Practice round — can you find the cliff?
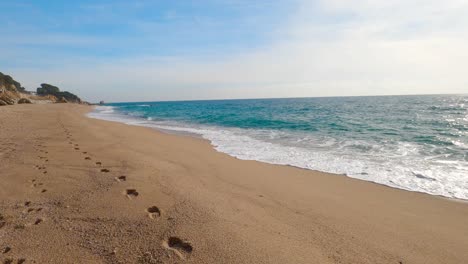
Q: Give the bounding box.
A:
[0,72,23,105]
[0,72,26,93]
[36,83,81,103]
[0,71,84,106]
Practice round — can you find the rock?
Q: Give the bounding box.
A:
[47,95,58,101]
[17,98,32,104]
[0,96,15,105]
[57,97,68,103]
[0,99,7,106]
[0,91,17,105]
[37,83,81,103]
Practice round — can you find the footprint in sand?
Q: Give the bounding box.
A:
[163,237,193,259]
[75,147,80,150]
[4,258,26,264]
[146,206,161,219]
[82,151,87,154]
[0,214,5,229]
[34,218,43,225]
[84,157,91,160]
[41,189,47,193]
[32,182,44,188]
[101,169,110,173]
[125,189,139,199]
[2,246,11,254]
[96,162,102,166]
[115,176,126,182]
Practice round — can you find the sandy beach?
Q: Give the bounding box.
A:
[1,103,467,264]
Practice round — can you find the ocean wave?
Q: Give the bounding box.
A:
[87,105,468,200]
[93,105,115,114]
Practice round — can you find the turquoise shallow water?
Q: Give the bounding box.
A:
[89,95,468,199]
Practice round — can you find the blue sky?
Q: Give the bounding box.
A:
[2,1,293,65]
[2,0,468,102]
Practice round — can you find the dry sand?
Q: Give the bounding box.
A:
[1,104,467,264]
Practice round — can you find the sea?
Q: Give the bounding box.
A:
[88,95,468,200]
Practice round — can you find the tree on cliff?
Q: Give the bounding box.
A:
[37,83,81,103]
[0,72,26,92]
[36,83,60,95]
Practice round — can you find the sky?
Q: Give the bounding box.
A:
[1,0,468,102]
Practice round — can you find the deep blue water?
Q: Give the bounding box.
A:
[89,95,468,199]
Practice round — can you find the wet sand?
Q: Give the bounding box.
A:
[1,103,467,263]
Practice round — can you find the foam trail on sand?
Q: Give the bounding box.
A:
[88,95,468,200]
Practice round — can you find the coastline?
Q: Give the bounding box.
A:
[89,98,468,201]
[91,105,468,204]
[1,103,468,263]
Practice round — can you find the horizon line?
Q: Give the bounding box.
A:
[102,92,467,105]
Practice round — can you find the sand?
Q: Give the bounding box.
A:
[1,103,467,264]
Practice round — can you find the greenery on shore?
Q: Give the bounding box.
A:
[37,83,81,103]
[0,72,26,93]
[1,71,83,105]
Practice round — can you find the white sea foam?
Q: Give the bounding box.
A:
[88,106,468,200]
[92,105,115,114]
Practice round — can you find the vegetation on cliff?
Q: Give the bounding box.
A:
[0,72,26,93]
[36,83,81,103]
[1,71,84,105]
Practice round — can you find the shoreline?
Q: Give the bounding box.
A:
[91,107,468,204]
[1,103,468,263]
[88,105,468,202]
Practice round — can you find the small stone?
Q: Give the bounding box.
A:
[17,98,32,104]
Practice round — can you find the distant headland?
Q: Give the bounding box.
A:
[0,71,88,106]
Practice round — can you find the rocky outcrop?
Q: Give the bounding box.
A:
[0,97,14,105]
[0,71,84,106]
[56,97,68,103]
[1,72,23,106]
[37,83,81,103]
[17,98,32,104]
[0,72,25,93]
[0,91,17,105]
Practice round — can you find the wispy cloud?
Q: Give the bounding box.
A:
[1,34,103,46]
[3,0,468,102]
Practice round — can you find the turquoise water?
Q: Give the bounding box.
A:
[89,95,468,199]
